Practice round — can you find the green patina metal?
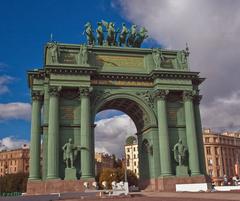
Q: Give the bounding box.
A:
[27,40,205,186]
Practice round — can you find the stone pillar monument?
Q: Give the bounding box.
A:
[29,91,42,180]
[155,89,172,176]
[183,91,200,175]
[47,86,60,179]
[80,88,93,179]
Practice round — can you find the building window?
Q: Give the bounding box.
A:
[127,148,130,152]
[207,159,213,165]
[215,147,218,155]
[213,137,217,143]
[133,154,136,159]
[14,167,16,172]
[217,169,220,177]
[206,147,211,155]
[205,137,210,143]
[133,147,135,151]
[216,158,219,166]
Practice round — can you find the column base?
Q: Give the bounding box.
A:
[139,175,211,192]
[26,178,95,195]
[46,176,60,180]
[28,177,41,181]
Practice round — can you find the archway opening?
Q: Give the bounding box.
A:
[93,97,154,188]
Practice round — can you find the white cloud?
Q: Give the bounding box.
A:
[201,90,240,130]
[0,102,31,121]
[95,114,137,157]
[0,136,29,151]
[116,0,240,129]
[0,75,14,94]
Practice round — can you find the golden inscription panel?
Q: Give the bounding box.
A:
[96,55,144,68]
[168,107,177,123]
[91,79,153,87]
[60,106,74,120]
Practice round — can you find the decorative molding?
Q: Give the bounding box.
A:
[91,90,110,105]
[193,94,202,105]
[32,91,43,101]
[136,90,154,109]
[48,86,60,97]
[154,89,169,100]
[79,88,91,97]
[183,90,196,101]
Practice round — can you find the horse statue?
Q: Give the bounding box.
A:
[133,27,148,48]
[118,23,129,46]
[127,24,137,47]
[96,22,104,46]
[84,22,95,45]
[102,20,115,46]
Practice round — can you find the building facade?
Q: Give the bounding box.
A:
[0,144,29,176]
[203,129,240,185]
[95,152,114,175]
[125,136,139,178]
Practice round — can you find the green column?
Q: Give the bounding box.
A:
[155,89,172,176]
[80,88,93,179]
[183,91,200,175]
[194,95,206,174]
[47,87,59,179]
[29,91,42,180]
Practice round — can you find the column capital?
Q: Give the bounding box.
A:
[183,90,196,101]
[48,86,60,97]
[79,87,91,97]
[193,95,202,105]
[32,91,43,101]
[154,89,169,100]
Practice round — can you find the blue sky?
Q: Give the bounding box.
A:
[1,0,240,155]
[0,0,133,141]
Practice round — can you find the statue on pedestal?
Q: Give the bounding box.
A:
[62,138,76,168]
[173,138,186,166]
[173,138,189,176]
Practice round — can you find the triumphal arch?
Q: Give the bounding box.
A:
[27,21,207,194]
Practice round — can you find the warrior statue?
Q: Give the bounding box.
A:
[96,22,104,46]
[176,50,188,69]
[102,20,115,46]
[173,138,187,166]
[127,24,137,47]
[47,42,58,63]
[152,48,164,68]
[84,22,95,45]
[118,23,129,46]
[62,138,77,168]
[133,27,148,48]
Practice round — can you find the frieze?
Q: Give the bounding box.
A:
[95,54,144,68]
[91,79,153,87]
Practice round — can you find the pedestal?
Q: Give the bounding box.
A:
[176,165,188,176]
[64,168,77,180]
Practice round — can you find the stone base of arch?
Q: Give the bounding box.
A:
[140,175,211,192]
[26,178,95,195]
